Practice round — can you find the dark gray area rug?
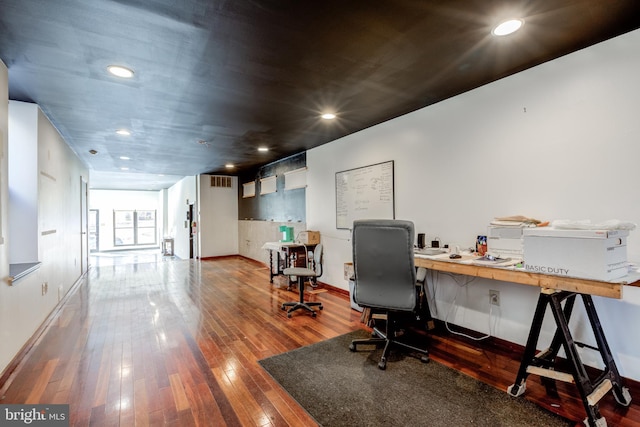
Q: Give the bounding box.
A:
[258,330,573,427]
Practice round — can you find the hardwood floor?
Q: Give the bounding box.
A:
[1,255,639,426]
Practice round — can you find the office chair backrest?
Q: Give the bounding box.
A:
[352,219,417,311]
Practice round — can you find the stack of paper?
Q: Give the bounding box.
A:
[490,215,543,228]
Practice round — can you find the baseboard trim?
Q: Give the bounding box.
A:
[200,255,246,261]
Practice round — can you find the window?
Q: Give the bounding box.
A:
[113,210,157,246]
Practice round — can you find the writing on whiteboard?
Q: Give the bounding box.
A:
[336,161,394,229]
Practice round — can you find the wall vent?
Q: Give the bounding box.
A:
[210,176,232,188]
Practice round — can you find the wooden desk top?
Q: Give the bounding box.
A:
[414,256,640,299]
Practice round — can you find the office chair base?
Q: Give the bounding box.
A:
[281,301,323,317]
[349,326,429,369]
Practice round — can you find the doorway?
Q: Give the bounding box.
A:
[89,209,99,252]
[188,203,195,259]
[80,178,89,274]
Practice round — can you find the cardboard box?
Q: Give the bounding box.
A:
[522,228,629,281]
[298,230,320,245]
[344,262,354,281]
[487,226,524,258]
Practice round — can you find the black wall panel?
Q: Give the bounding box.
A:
[238,152,306,222]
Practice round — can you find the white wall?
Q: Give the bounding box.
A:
[197,175,239,257]
[89,189,164,251]
[167,176,197,259]
[0,96,88,375]
[0,60,11,375]
[307,29,640,380]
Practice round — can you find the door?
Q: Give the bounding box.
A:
[80,178,89,274]
[188,203,194,259]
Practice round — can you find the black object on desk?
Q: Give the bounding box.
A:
[507,290,631,427]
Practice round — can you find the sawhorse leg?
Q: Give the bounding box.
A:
[507,289,631,427]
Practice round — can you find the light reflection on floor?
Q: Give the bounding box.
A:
[89,248,174,267]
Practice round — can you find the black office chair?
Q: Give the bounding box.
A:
[349,219,429,369]
[282,243,324,317]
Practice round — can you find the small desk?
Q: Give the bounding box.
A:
[262,242,317,284]
[415,254,640,427]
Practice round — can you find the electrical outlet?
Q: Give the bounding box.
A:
[489,289,500,306]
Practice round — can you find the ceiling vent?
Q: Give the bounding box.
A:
[210,176,232,188]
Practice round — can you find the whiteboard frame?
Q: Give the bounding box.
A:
[335,160,395,230]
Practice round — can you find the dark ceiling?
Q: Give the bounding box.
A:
[1,0,639,190]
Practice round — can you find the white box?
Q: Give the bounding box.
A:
[487,226,524,258]
[522,228,629,281]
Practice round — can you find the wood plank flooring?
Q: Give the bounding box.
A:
[1,255,639,426]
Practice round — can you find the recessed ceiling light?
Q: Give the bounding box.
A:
[258,147,269,152]
[120,167,129,171]
[107,65,135,78]
[321,113,336,120]
[492,19,524,36]
[225,163,234,169]
[119,156,130,160]
[116,129,131,136]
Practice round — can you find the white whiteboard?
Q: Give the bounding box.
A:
[335,161,394,229]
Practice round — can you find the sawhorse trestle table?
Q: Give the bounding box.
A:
[414,256,639,427]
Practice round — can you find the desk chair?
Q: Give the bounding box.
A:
[282,244,324,317]
[349,219,429,369]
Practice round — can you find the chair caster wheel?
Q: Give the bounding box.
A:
[319,306,323,310]
[311,312,317,317]
[287,313,292,318]
[281,305,285,310]
[349,343,356,352]
[420,356,429,363]
[378,360,386,370]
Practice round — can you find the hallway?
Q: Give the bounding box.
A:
[0,256,360,426]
